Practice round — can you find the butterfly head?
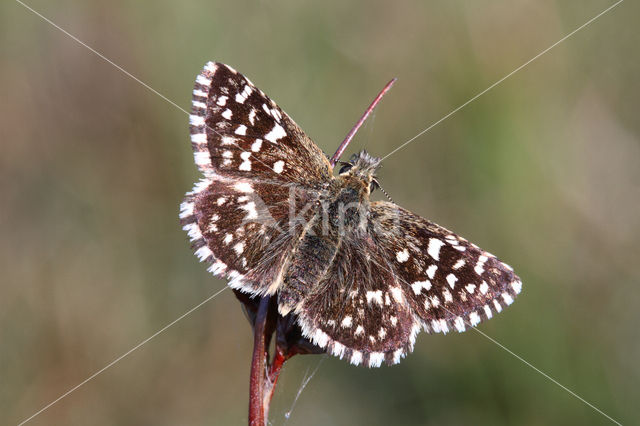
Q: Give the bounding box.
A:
[338,150,382,193]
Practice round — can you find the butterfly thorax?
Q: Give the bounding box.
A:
[277,154,381,315]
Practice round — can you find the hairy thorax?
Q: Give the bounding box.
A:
[278,166,375,315]
[324,175,371,233]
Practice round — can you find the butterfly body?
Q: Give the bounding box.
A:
[181,62,522,367]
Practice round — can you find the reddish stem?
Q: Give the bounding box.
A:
[329,78,397,166]
[248,296,270,426]
[263,345,286,414]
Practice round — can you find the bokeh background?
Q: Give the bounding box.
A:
[1,0,638,424]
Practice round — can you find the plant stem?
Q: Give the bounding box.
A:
[264,345,286,413]
[248,296,270,426]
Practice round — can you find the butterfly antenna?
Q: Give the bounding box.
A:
[330,78,397,166]
[378,182,395,204]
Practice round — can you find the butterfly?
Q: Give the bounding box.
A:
[180,62,522,367]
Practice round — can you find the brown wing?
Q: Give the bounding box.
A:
[369,201,522,334]
[182,62,332,294]
[189,61,332,186]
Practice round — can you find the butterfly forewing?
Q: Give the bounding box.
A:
[369,202,522,334]
[183,62,331,296]
[190,62,332,185]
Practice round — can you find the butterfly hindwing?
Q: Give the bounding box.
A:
[294,238,421,367]
[181,176,323,296]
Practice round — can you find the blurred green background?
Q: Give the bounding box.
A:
[2,0,638,424]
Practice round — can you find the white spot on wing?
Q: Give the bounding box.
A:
[234,182,254,193]
[369,352,385,368]
[195,246,212,262]
[426,264,437,279]
[484,304,493,318]
[366,290,383,305]
[411,280,431,295]
[179,201,194,219]
[239,151,251,171]
[207,261,227,275]
[313,329,329,347]
[396,249,409,263]
[270,107,282,122]
[446,273,458,289]
[475,255,488,275]
[454,317,465,332]
[390,286,404,303]
[235,125,247,136]
[341,316,352,328]
[191,133,207,144]
[469,312,481,326]
[204,62,216,73]
[216,95,228,106]
[350,351,362,366]
[427,239,445,261]
[233,242,244,255]
[183,223,201,240]
[512,280,522,294]
[453,259,466,269]
[502,292,514,305]
[479,281,489,295]
[240,201,258,219]
[235,85,252,104]
[273,160,285,174]
[221,109,232,120]
[248,109,257,125]
[189,114,205,126]
[265,123,287,142]
[221,136,236,145]
[251,138,262,152]
[332,342,345,358]
[196,75,211,86]
[194,151,210,166]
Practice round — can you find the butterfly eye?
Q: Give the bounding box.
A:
[370,178,380,193]
[339,162,353,174]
